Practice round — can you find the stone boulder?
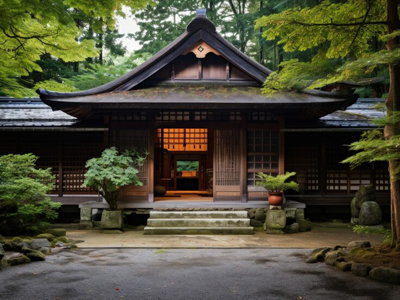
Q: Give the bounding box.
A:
[30,239,51,253]
[355,185,375,207]
[325,250,346,266]
[285,208,297,220]
[7,254,31,266]
[369,267,400,285]
[311,247,332,262]
[36,233,55,241]
[298,219,312,232]
[358,201,382,225]
[347,241,371,249]
[351,263,372,277]
[335,261,352,272]
[265,209,286,230]
[24,249,46,261]
[101,210,124,229]
[254,208,266,222]
[295,209,305,221]
[284,222,300,234]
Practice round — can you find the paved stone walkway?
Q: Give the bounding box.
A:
[66,224,384,248]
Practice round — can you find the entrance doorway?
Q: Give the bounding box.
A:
[154,128,212,201]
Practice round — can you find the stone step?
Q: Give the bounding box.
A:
[150,211,248,219]
[147,218,250,227]
[143,226,254,235]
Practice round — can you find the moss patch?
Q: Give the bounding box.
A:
[154,249,168,254]
[346,245,400,269]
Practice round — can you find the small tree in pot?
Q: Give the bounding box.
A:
[82,147,147,229]
[256,172,299,206]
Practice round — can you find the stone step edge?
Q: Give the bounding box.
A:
[149,211,249,218]
[143,226,254,235]
[147,218,250,227]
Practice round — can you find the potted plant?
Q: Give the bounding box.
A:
[256,172,299,206]
[82,147,147,229]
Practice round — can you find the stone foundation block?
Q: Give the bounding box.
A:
[265,209,286,230]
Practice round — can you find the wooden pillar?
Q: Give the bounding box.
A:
[278,116,285,174]
[240,114,248,202]
[320,140,327,195]
[104,115,110,148]
[148,113,155,203]
[58,139,63,197]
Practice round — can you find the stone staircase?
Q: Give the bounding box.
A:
[144,211,254,235]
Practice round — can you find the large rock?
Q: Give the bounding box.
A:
[358,202,382,225]
[351,263,372,277]
[295,209,305,221]
[369,267,400,285]
[7,254,31,266]
[336,261,352,272]
[36,233,55,241]
[325,250,346,266]
[311,247,332,262]
[30,239,51,251]
[247,208,257,219]
[355,185,375,208]
[350,197,360,218]
[265,209,286,230]
[24,249,46,261]
[45,228,66,237]
[284,222,300,234]
[101,210,124,229]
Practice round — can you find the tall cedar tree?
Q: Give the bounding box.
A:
[256,0,400,248]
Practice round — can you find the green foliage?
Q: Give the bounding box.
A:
[82,147,148,211]
[255,0,388,94]
[255,171,299,192]
[0,0,148,97]
[343,113,400,180]
[0,154,60,231]
[177,161,199,172]
[353,225,392,244]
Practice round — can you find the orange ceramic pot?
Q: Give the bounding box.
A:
[268,192,283,206]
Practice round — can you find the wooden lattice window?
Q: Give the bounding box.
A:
[248,111,279,122]
[375,162,390,192]
[156,111,190,122]
[247,130,279,186]
[214,129,241,186]
[111,112,147,121]
[157,128,207,152]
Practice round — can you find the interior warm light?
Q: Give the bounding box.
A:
[157,128,207,151]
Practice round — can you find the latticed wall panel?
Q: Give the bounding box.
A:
[214,129,241,198]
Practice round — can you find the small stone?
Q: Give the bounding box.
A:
[285,208,297,220]
[284,222,300,234]
[254,209,266,222]
[333,245,345,250]
[45,228,67,237]
[248,208,257,219]
[369,267,400,285]
[36,233,55,241]
[7,254,31,266]
[335,261,352,272]
[347,241,371,249]
[325,250,345,266]
[312,247,332,262]
[55,242,65,247]
[351,263,372,277]
[250,219,264,227]
[298,219,312,232]
[359,201,382,225]
[39,247,50,254]
[306,257,318,264]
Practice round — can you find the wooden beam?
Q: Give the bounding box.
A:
[58,139,63,197]
[240,115,248,202]
[148,113,155,203]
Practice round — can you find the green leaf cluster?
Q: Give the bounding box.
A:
[353,225,392,244]
[0,154,60,231]
[82,147,148,210]
[255,171,299,192]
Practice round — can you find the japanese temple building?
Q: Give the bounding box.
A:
[0,11,390,218]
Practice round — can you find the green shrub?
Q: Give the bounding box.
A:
[82,147,147,211]
[0,154,61,233]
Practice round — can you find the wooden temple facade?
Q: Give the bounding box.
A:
[0,10,390,213]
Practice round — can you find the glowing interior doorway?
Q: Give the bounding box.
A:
[156,128,208,152]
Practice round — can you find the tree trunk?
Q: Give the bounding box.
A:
[385,0,400,248]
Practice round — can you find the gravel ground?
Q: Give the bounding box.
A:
[0,248,399,300]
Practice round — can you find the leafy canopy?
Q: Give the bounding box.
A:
[82,147,147,210]
[0,153,60,231]
[0,0,148,97]
[255,0,388,93]
[255,171,299,193]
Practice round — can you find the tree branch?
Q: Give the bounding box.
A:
[289,20,387,27]
[349,0,372,48]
